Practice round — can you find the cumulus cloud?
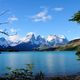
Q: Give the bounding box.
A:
[0,29,3,32]
[30,9,52,22]
[10,28,17,33]
[53,7,64,11]
[8,15,18,23]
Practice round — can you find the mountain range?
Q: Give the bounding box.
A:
[0,32,68,51]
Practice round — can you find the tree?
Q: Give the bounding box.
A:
[69,11,80,54]
[0,10,17,36]
[0,10,9,25]
[69,11,80,23]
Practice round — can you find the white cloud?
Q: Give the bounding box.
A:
[0,29,3,32]
[30,9,52,22]
[8,35,19,42]
[10,28,17,33]
[53,7,64,11]
[8,16,18,23]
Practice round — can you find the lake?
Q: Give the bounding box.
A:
[0,51,80,77]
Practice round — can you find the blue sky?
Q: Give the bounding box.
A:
[0,0,80,41]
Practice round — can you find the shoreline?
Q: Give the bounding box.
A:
[0,74,80,80]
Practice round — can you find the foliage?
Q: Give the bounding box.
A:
[0,10,17,36]
[5,64,33,80]
[69,11,80,23]
[2,64,45,80]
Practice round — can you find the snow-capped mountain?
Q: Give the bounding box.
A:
[0,37,10,47]
[24,32,35,43]
[19,33,68,46]
[20,33,47,45]
[35,35,47,45]
[47,35,68,46]
[0,33,68,51]
[8,41,20,46]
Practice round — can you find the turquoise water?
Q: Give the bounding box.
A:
[0,51,80,77]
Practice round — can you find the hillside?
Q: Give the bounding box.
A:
[0,35,80,51]
[37,39,80,51]
[0,33,68,51]
[61,39,80,51]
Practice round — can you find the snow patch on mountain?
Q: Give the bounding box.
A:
[0,33,68,49]
[35,35,46,45]
[0,37,10,47]
[47,34,68,46]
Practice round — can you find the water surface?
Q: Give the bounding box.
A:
[0,51,80,77]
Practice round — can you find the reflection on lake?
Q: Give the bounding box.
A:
[0,51,80,77]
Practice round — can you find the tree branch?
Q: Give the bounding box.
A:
[0,10,9,16]
[0,10,9,25]
[0,30,17,36]
[0,21,9,25]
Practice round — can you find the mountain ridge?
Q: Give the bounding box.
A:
[0,33,69,51]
